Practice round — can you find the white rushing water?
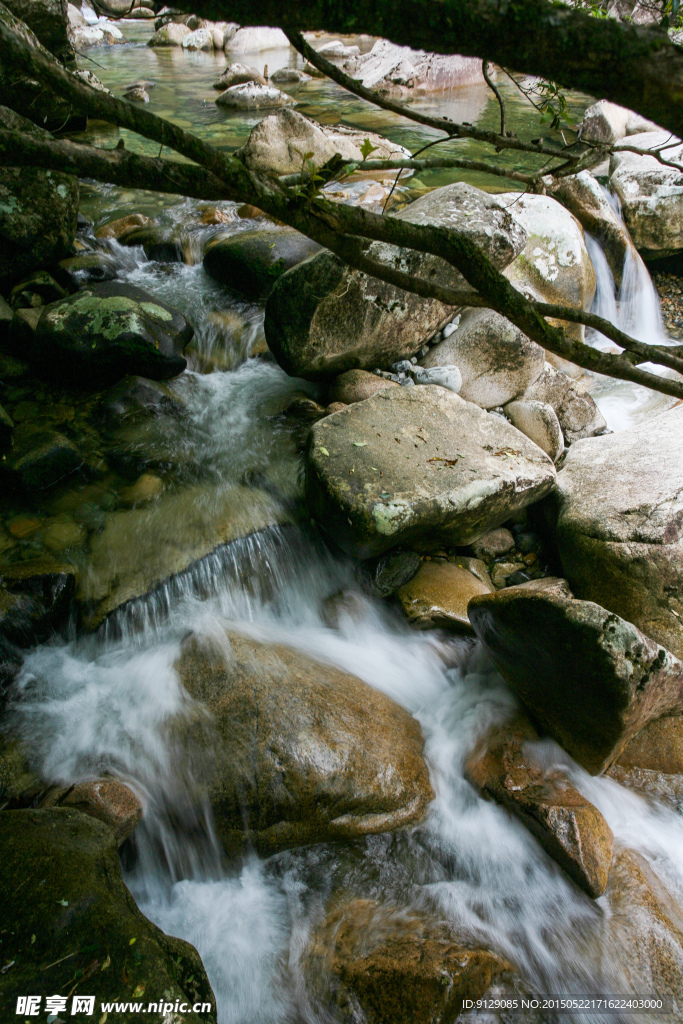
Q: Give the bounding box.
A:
[5,215,683,1023]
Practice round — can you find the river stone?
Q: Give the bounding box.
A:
[498,192,596,346]
[238,108,409,175]
[306,387,555,560]
[616,715,683,775]
[547,170,637,288]
[182,26,213,49]
[0,809,217,1023]
[213,62,265,89]
[147,21,190,44]
[603,849,683,1005]
[610,130,683,257]
[355,548,421,598]
[466,715,613,897]
[4,427,82,489]
[341,37,485,95]
[215,82,295,109]
[0,106,78,282]
[397,560,492,634]
[547,404,683,660]
[471,527,515,562]
[270,67,311,84]
[31,281,191,386]
[504,399,564,462]
[174,630,434,855]
[77,483,292,629]
[330,369,398,404]
[580,99,660,146]
[468,578,683,774]
[95,212,149,240]
[39,778,143,844]
[304,897,508,1024]
[410,364,462,393]
[265,182,527,380]
[226,25,290,51]
[422,308,544,408]
[203,228,322,299]
[522,363,606,445]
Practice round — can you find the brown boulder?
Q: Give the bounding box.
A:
[467,578,683,774]
[615,715,683,776]
[174,631,434,855]
[397,560,492,635]
[466,716,613,897]
[330,369,398,404]
[305,897,509,1024]
[39,778,143,844]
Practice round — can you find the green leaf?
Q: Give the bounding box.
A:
[318,446,329,456]
[56,899,69,907]
[352,441,367,447]
[360,138,378,160]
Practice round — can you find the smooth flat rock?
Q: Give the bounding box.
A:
[468,578,683,774]
[265,182,526,380]
[306,386,556,559]
[547,404,683,659]
[397,560,492,634]
[175,630,434,855]
[466,716,614,897]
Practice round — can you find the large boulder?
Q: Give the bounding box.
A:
[181,26,214,50]
[215,82,295,109]
[467,578,683,775]
[212,62,265,90]
[466,715,614,897]
[203,228,321,299]
[610,130,683,258]
[265,182,527,380]
[147,21,190,45]
[580,99,660,146]
[498,192,596,345]
[237,108,409,176]
[226,25,290,52]
[0,809,217,1024]
[174,630,434,855]
[2,0,71,62]
[304,898,508,1024]
[0,106,78,283]
[421,307,545,409]
[522,362,606,445]
[396,559,492,635]
[547,404,683,661]
[305,386,556,560]
[547,170,637,289]
[26,281,191,386]
[341,37,485,96]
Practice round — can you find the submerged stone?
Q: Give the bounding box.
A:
[305,386,555,560]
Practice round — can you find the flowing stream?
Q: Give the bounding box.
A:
[5,22,683,1023]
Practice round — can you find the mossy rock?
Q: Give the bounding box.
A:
[203,228,321,300]
[30,281,192,387]
[0,809,217,1023]
[0,106,78,282]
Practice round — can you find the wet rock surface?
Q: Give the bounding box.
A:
[466,716,614,897]
[397,559,492,634]
[39,777,143,844]
[175,630,434,855]
[610,131,683,257]
[468,578,683,774]
[27,280,191,386]
[0,809,217,1024]
[306,386,556,559]
[203,228,322,299]
[304,897,509,1024]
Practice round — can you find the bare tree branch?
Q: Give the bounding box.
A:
[483,59,507,137]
